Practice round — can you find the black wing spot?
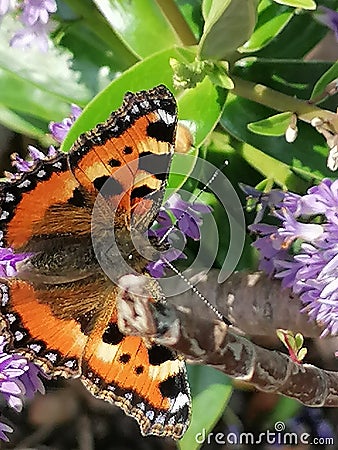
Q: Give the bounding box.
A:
[102,323,124,345]
[130,185,155,200]
[134,365,144,375]
[119,353,131,364]
[147,121,175,143]
[94,176,123,196]
[67,187,86,207]
[123,146,133,155]
[159,375,181,398]
[108,158,122,168]
[148,345,176,365]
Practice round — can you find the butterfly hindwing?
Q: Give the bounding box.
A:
[82,316,190,439]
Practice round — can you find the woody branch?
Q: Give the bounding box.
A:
[117,270,338,408]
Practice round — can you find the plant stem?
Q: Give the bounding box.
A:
[155,0,198,46]
[232,76,338,132]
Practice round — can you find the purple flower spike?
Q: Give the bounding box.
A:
[10,21,52,52]
[147,247,186,278]
[0,337,29,413]
[315,6,338,41]
[49,104,83,143]
[165,193,212,240]
[20,362,45,399]
[0,336,46,440]
[21,0,57,26]
[147,193,212,277]
[11,153,34,173]
[248,178,338,337]
[0,247,31,278]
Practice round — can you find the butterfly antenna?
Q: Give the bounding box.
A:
[159,160,229,245]
[163,258,232,326]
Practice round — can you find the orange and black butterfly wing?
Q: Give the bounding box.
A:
[81,314,190,439]
[67,85,177,231]
[0,153,90,252]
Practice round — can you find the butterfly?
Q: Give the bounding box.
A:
[0,85,191,439]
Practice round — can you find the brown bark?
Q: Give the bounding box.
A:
[117,271,338,407]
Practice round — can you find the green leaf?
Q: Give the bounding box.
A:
[294,332,304,349]
[177,0,204,39]
[297,347,308,360]
[199,0,259,59]
[248,112,293,136]
[62,47,227,153]
[253,0,338,59]
[273,0,316,9]
[311,61,338,102]
[92,0,180,58]
[0,67,72,122]
[233,59,336,103]
[240,1,293,53]
[265,397,302,426]
[0,106,53,146]
[220,92,331,189]
[179,365,232,450]
[167,148,199,194]
[207,62,234,89]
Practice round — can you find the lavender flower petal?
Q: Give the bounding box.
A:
[0,422,13,442]
[315,6,338,41]
[49,106,82,143]
[10,21,51,51]
[21,0,57,26]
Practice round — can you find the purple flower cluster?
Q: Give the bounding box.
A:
[49,104,82,143]
[0,0,57,51]
[147,193,212,278]
[0,336,45,441]
[248,179,338,336]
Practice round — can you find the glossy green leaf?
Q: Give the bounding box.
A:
[92,0,180,58]
[0,67,72,122]
[62,47,227,153]
[310,61,338,102]
[167,148,199,193]
[233,59,336,110]
[273,0,316,9]
[248,111,293,136]
[253,0,338,59]
[179,365,232,450]
[199,0,259,59]
[61,0,137,62]
[177,0,204,39]
[0,106,53,146]
[220,92,331,188]
[202,0,213,18]
[240,1,293,53]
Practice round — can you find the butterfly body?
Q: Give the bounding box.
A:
[0,85,191,439]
